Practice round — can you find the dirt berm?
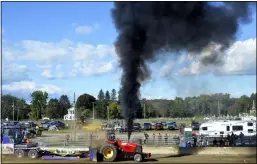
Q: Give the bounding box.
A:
[143,146,256,156]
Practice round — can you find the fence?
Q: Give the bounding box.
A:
[35,132,256,148]
[197,135,257,147]
[36,133,181,147]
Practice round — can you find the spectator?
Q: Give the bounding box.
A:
[158,133,162,145]
[144,132,148,144]
[239,132,244,145]
[227,134,231,146]
[231,132,235,146]
[111,133,115,140]
[193,136,197,147]
[219,136,224,147]
[164,134,168,145]
[213,138,218,147]
[152,133,155,144]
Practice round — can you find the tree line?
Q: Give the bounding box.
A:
[2,91,72,120]
[1,89,256,121]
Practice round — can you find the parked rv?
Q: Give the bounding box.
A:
[199,120,256,137]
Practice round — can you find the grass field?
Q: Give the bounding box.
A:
[2,154,256,163]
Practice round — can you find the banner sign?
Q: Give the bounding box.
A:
[40,147,89,156]
[1,144,14,154]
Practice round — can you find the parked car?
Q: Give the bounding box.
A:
[101,123,107,130]
[41,120,51,130]
[151,123,156,129]
[161,122,167,127]
[143,123,152,130]
[48,125,60,131]
[3,121,19,126]
[119,125,128,133]
[24,121,38,128]
[154,123,164,130]
[50,121,66,129]
[114,124,122,131]
[133,123,142,131]
[191,121,200,130]
[167,122,177,130]
[105,124,114,131]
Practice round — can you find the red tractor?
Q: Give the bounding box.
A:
[97,139,151,162]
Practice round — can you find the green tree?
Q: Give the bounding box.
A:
[46,98,61,119]
[76,93,96,109]
[94,100,108,119]
[98,89,105,101]
[30,91,48,120]
[1,95,29,120]
[108,102,121,119]
[105,91,110,101]
[80,109,92,120]
[111,89,117,101]
[59,95,71,118]
[76,93,96,119]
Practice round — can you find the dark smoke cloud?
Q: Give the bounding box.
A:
[111,2,252,140]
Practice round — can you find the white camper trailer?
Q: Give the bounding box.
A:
[199,120,256,137]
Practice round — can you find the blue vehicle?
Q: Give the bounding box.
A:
[167,122,177,130]
[143,123,152,130]
[50,121,66,129]
[41,120,51,130]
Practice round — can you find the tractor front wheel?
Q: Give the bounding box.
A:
[134,154,143,162]
[100,144,117,162]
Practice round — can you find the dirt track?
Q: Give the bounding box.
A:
[2,155,256,163]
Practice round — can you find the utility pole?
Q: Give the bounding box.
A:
[107,106,109,121]
[17,107,19,121]
[73,92,76,141]
[92,102,95,120]
[217,100,219,117]
[12,101,15,121]
[143,103,146,119]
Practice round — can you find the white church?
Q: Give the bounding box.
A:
[64,104,75,120]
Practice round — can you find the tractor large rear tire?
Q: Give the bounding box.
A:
[15,149,26,158]
[100,144,117,162]
[28,149,39,159]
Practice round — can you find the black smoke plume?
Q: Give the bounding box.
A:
[111,2,252,140]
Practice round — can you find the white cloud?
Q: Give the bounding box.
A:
[36,64,52,69]
[2,81,62,95]
[160,61,175,77]
[175,38,256,76]
[71,43,116,61]
[74,23,100,35]
[41,69,54,79]
[56,64,62,71]
[19,40,72,63]
[222,38,256,75]
[3,39,118,80]
[2,62,30,84]
[79,61,114,76]
[41,68,67,80]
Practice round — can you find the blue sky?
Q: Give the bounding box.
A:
[2,2,256,102]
